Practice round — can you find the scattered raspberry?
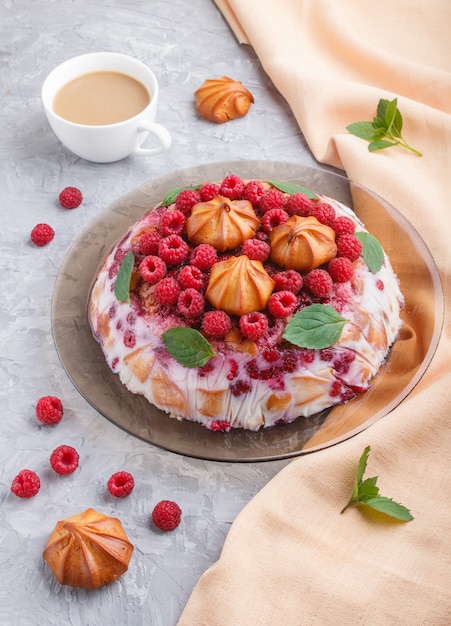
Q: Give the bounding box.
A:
[151,500,182,531]
[311,202,336,226]
[209,419,231,432]
[230,379,252,396]
[139,255,167,283]
[239,311,268,340]
[304,269,333,298]
[158,235,189,265]
[30,223,55,247]
[268,290,298,318]
[123,329,136,348]
[273,269,303,293]
[259,189,285,213]
[159,209,186,237]
[154,277,181,306]
[139,231,162,256]
[331,216,355,236]
[107,471,135,497]
[243,180,265,205]
[261,208,289,233]
[199,182,220,201]
[202,310,232,338]
[175,189,201,214]
[190,243,218,270]
[35,395,64,425]
[336,234,363,262]
[50,445,79,475]
[220,174,245,199]
[178,265,205,290]
[262,346,280,362]
[59,186,83,209]
[376,279,384,290]
[281,349,299,373]
[242,238,271,262]
[177,288,205,318]
[11,469,40,498]
[328,256,355,283]
[285,192,314,217]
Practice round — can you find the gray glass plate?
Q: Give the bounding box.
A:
[51,161,443,462]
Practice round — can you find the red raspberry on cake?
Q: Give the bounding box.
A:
[190,243,217,270]
[35,395,64,425]
[199,182,220,201]
[151,500,182,531]
[178,265,205,290]
[175,189,201,214]
[304,268,333,298]
[285,192,314,216]
[177,288,205,318]
[202,310,232,338]
[159,209,186,237]
[239,311,268,340]
[158,234,189,265]
[50,445,79,475]
[328,256,355,283]
[31,223,55,247]
[331,215,355,236]
[11,469,40,498]
[243,180,265,205]
[242,238,271,262]
[273,269,303,293]
[220,174,245,199]
[311,202,336,226]
[139,255,167,283]
[59,186,83,209]
[261,208,289,233]
[154,277,181,306]
[336,234,363,262]
[107,471,135,497]
[268,290,298,318]
[139,231,162,256]
[259,189,285,213]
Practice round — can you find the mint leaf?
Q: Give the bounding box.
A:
[162,327,215,368]
[161,184,201,206]
[368,139,397,152]
[341,446,414,521]
[114,251,134,303]
[345,121,379,141]
[269,180,318,200]
[282,304,347,349]
[354,231,384,273]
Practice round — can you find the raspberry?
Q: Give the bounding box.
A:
[220,174,245,199]
[175,188,201,214]
[158,234,189,265]
[50,445,79,475]
[262,346,280,362]
[243,180,265,205]
[273,270,303,293]
[190,244,217,270]
[230,379,252,396]
[311,202,336,226]
[178,265,205,290]
[239,311,268,340]
[268,290,298,318]
[59,186,83,209]
[376,279,384,291]
[123,329,136,348]
[285,192,314,217]
[30,223,55,247]
[107,471,135,497]
[242,238,271,262]
[35,395,64,425]
[151,500,182,531]
[304,269,333,298]
[159,209,186,237]
[281,350,299,373]
[336,234,362,262]
[199,182,220,201]
[261,208,289,233]
[328,256,355,282]
[11,469,40,498]
[331,216,355,236]
[139,255,167,283]
[209,419,231,432]
[177,288,205,318]
[139,231,162,256]
[202,310,232,338]
[154,277,181,306]
[259,189,285,213]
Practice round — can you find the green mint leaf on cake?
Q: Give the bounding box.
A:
[114,251,134,303]
[354,232,384,273]
[161,185,201,206]
[162,327,216,367]
[269,180,319,199]
[346,98,422,156]
[282,304,347,349]
[341,446,414,521]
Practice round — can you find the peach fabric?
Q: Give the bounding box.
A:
[178,1,451,624]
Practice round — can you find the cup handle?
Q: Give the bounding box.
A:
[135,121,172,156]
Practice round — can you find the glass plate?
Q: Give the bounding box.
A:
[52,161,444,462]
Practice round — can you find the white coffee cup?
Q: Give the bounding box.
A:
[41,52,172,163]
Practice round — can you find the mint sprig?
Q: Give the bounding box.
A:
[346,98,422,156]
[113,251,134,303]
[341,446,414,521]
[162,327,216,368]
[282,304,347,349]
[269,180,318,199]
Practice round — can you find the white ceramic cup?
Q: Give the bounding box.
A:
[41,52,172,163]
